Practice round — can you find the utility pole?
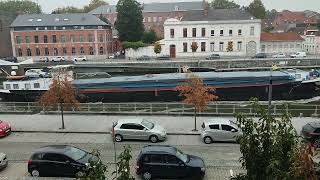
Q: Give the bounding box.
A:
[268,68,272,115]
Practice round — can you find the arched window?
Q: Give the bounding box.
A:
[80,47,84,55]
[89,47,94,55]
[27,48,32,56]
[18,48,22,56]
[35,48,41,56]
[99,47,104,55]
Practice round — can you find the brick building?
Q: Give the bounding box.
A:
[10,13,112,61]
[90,1,203,38]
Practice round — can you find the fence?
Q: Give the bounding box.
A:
[0,102,319,117]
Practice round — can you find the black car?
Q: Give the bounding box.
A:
[28,145,98,177]
[156,55,170,60]
[253,53,267,59]
[205,54,220,60]
[136,145,205,180]
[301,122,320,147]
[137,55,151,61]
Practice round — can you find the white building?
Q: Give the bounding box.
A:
[302,29,320,55]
[260,32,304,55]
[162,8,261,58]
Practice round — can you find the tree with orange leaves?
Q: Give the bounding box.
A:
[176,74,217,131]
[38,69,79,129]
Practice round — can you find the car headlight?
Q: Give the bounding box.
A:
[201,167,205,172]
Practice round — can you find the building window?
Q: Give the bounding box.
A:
[88,34,94,42]
[153,17,157,22]
[261,45,266,52]
[250,26,254,35]
[99,34,103,42]
[25,83,31,89]
[192,28,196,37]
[183,28,187,38]
[80,47,84,55]
[99,47,104,55]
[34,83,40,88]
[89,47,94,55]
[237,41,242,51]
[27,48,32,56]
[70,35,75,43]
[210,42,215,52]
[238,29,242,36]
[170,29,174,38]
[143,17,145,22]
[201,42,206,52]
[35,48,40,56]
[25,36,30,43]
[34,36,39,43]
[183,42,187,52]
[80,35,84,42]
[72,47,76,55]
[148,17,151,22]
[18,48,22,56]
[211,30,214,36]
[62,47,67,55]
[43,35,48,43]
[229,30,232,36]
[5,84,11,90]
[159,17,163,21]
[16,36,21,44]
[13,84,19,89]
[45,48,49,55]
[201,28,206,37]
[51,35,57,43]
[61,35,66,43]
[219,42,224,51]
[220,30,224,36]
[54,48,58,56]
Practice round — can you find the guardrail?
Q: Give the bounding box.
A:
[0,102,319,117]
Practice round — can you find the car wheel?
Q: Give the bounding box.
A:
[31,169,40,177]
[115,134,123,142]
[204,136,213,144]
[149,135,158,143]
[142,171,152,180]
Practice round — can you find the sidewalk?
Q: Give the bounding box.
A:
[1,114,319,134]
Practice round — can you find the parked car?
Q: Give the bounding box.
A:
[108,54,115,59]
[201,118,242,144]
[0,152,8,170]
[136,145,206,180]
[74,56,87,61]
[0,120,11,138]
[137,55,151,61]
[301,122,320,147]
[52,56,65,62]
[290,52,307,58]
[112,118,166,143]
[39,57,49,62]
[2,56,18,63]
[272,53,286,58]
[28,145,98,177]
[205,54,220,60]
[253,53,267,59]
[156,55,170,60]
[25,69,49,78]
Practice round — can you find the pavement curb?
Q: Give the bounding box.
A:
[11,130,201,136]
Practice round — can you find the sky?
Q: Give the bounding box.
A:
[31,0,320,13]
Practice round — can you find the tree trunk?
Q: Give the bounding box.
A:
[60,103,65,129]
[193,106,197,131]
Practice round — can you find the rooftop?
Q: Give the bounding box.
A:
[261,32,304,42]
[142,145,177,155]
[11,13,109,27]
[90,1,203,14]
[182,8,257,21]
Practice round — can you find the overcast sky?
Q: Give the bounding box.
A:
[31,0,320,13]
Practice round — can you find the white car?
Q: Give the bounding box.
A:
[25,69,49,78]
[51,56,65,62]
[0,152,8,170]
[290,52,307,58]
[74,56,87,61]
[108,54,115,59]
[272,53,286,58]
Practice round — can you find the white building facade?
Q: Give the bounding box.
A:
[162,9,261,58]
[302,30,320,55]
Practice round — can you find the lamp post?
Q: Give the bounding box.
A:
[268,67,272,115]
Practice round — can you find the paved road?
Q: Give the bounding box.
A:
[0,132,242,179]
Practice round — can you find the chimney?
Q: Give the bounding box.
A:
[203,0,209,16]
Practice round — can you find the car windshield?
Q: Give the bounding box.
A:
[176,149,188,163]
[141,119,154,129]
[64,146,87,161]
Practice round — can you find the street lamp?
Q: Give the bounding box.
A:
[268,64,278,115]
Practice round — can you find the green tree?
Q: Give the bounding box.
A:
[116,0,144,42]
[52,6,84,14]
[0,0,41,15]
[76,150,107,180]
[234,100,298,180]
[154,42,162,55]
[247,0,266,19]
[142,30,157,44]
[122,41,145,50]
[210,0,240,9]
[84,0,108,13]
[113,146,135,180]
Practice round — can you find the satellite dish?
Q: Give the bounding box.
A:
[11,71,16,76]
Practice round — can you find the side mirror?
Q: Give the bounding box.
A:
[144,128,148,131]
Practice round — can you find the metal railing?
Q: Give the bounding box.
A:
[0,102,319,117]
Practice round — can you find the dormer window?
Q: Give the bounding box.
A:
[174,5,179,11]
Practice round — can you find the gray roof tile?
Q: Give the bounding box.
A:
[11,13,109,27]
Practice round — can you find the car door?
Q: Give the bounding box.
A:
[147,154,166,177]
[119,123,137,140]
[41,153,61,176]
[207,124,222,141]
[221,124,238,141]
[164,155,188,178]
[133,123,149,140]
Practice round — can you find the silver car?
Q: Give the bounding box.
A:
[112,119,167,143]
[0,152,8,170]
[201,119,242,144]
